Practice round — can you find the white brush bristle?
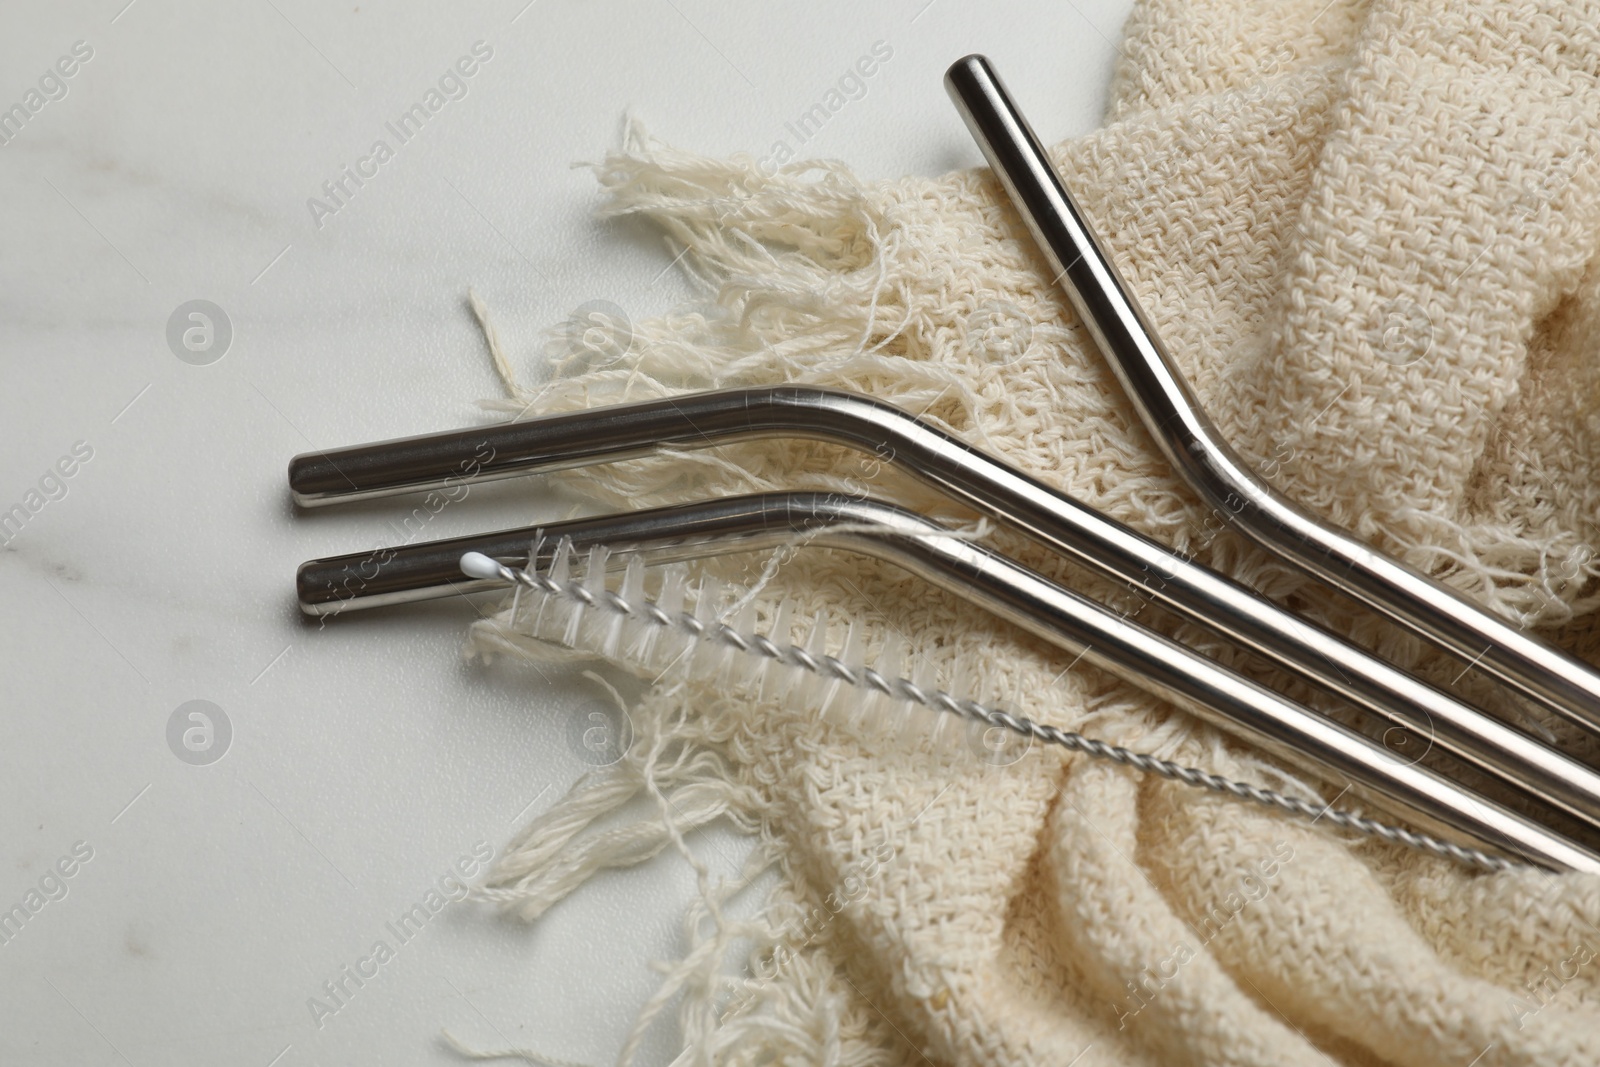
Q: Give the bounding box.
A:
[482,550,995,762]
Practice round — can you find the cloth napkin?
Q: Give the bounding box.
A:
[469,1,1600,1063]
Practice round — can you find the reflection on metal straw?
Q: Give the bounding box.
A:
[943,53,1600,742]
[290,385,1600,838]
[297,490,1600,873]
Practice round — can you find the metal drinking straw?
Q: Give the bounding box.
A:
[942,53,1600,745]
[296,490,1600,872]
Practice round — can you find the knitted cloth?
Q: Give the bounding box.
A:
[468,1,1600,1063]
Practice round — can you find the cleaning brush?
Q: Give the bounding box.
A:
[458,547,1518,872]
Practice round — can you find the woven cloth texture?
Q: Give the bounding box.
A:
[469,1,1600,1063]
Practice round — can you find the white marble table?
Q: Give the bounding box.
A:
[0,1,1127,1062]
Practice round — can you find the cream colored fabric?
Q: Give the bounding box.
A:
[470,1,1600,1063]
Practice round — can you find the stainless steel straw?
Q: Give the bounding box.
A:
[295,490,1600,872]
[289,386,1600,837]
[943,54,1600,741]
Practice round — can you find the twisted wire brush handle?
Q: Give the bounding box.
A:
[457,550,1516,873]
